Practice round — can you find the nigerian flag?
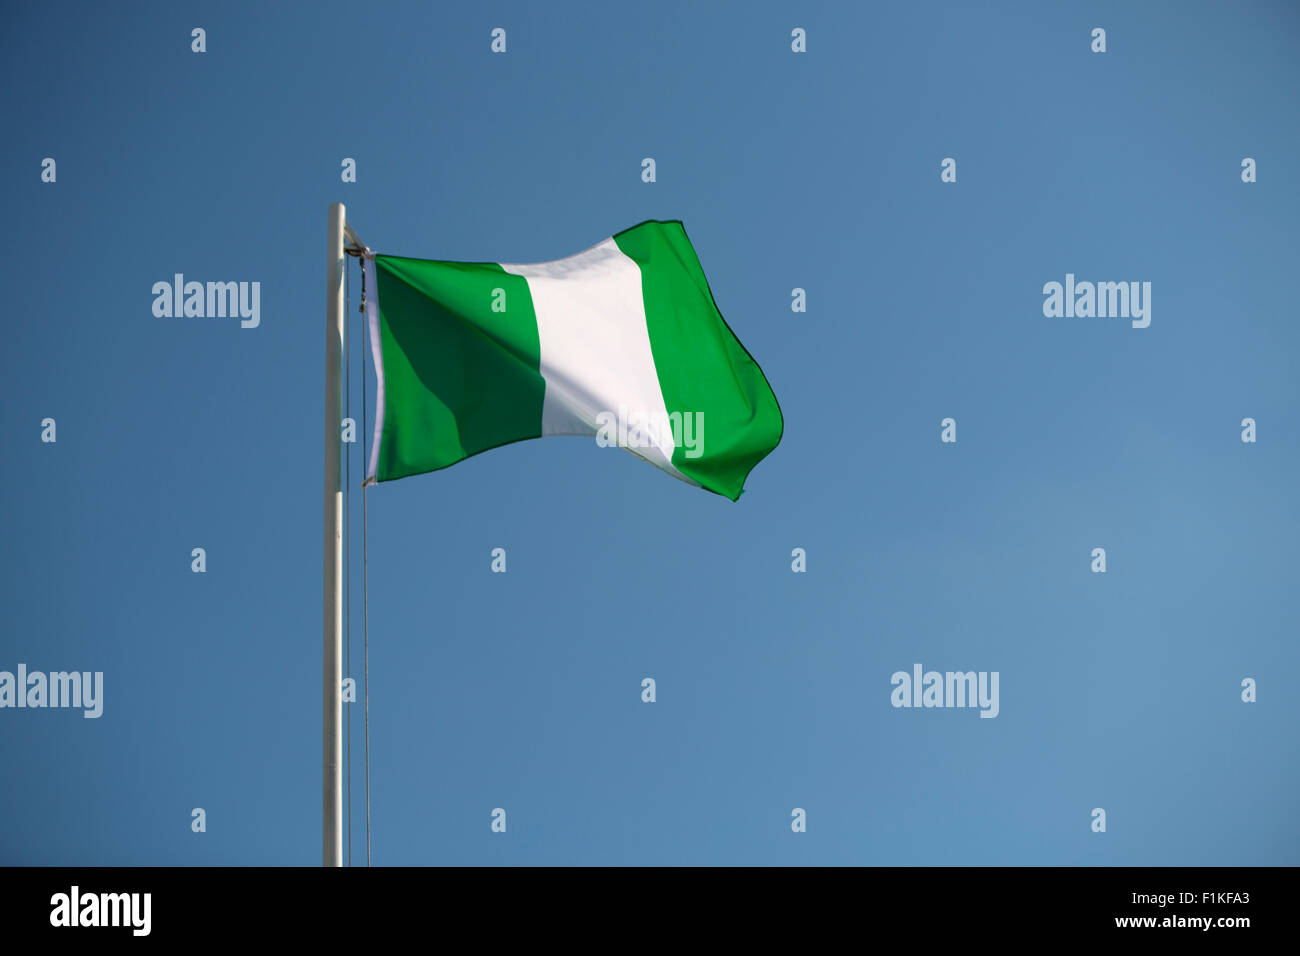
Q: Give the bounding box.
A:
[362,220,782,501]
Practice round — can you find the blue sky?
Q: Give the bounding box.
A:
[1,0,1297,865]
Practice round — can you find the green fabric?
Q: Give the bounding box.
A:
[614,221,784,501]
[373,255,543,481]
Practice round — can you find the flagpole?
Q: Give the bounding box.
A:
[324,202,345,867]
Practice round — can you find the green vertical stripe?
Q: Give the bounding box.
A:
[374,255,545,482]
[613,221,783,501]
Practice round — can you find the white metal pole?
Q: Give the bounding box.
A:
[324,202,345,867]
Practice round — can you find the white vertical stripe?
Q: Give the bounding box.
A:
[501,238,693,483]
[363,255,385,482]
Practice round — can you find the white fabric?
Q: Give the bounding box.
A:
[501,238,689,481]
[363,255,385,482]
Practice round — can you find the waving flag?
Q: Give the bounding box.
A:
[363,220,782,501]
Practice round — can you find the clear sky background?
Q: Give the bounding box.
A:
[2,0,1297,865]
